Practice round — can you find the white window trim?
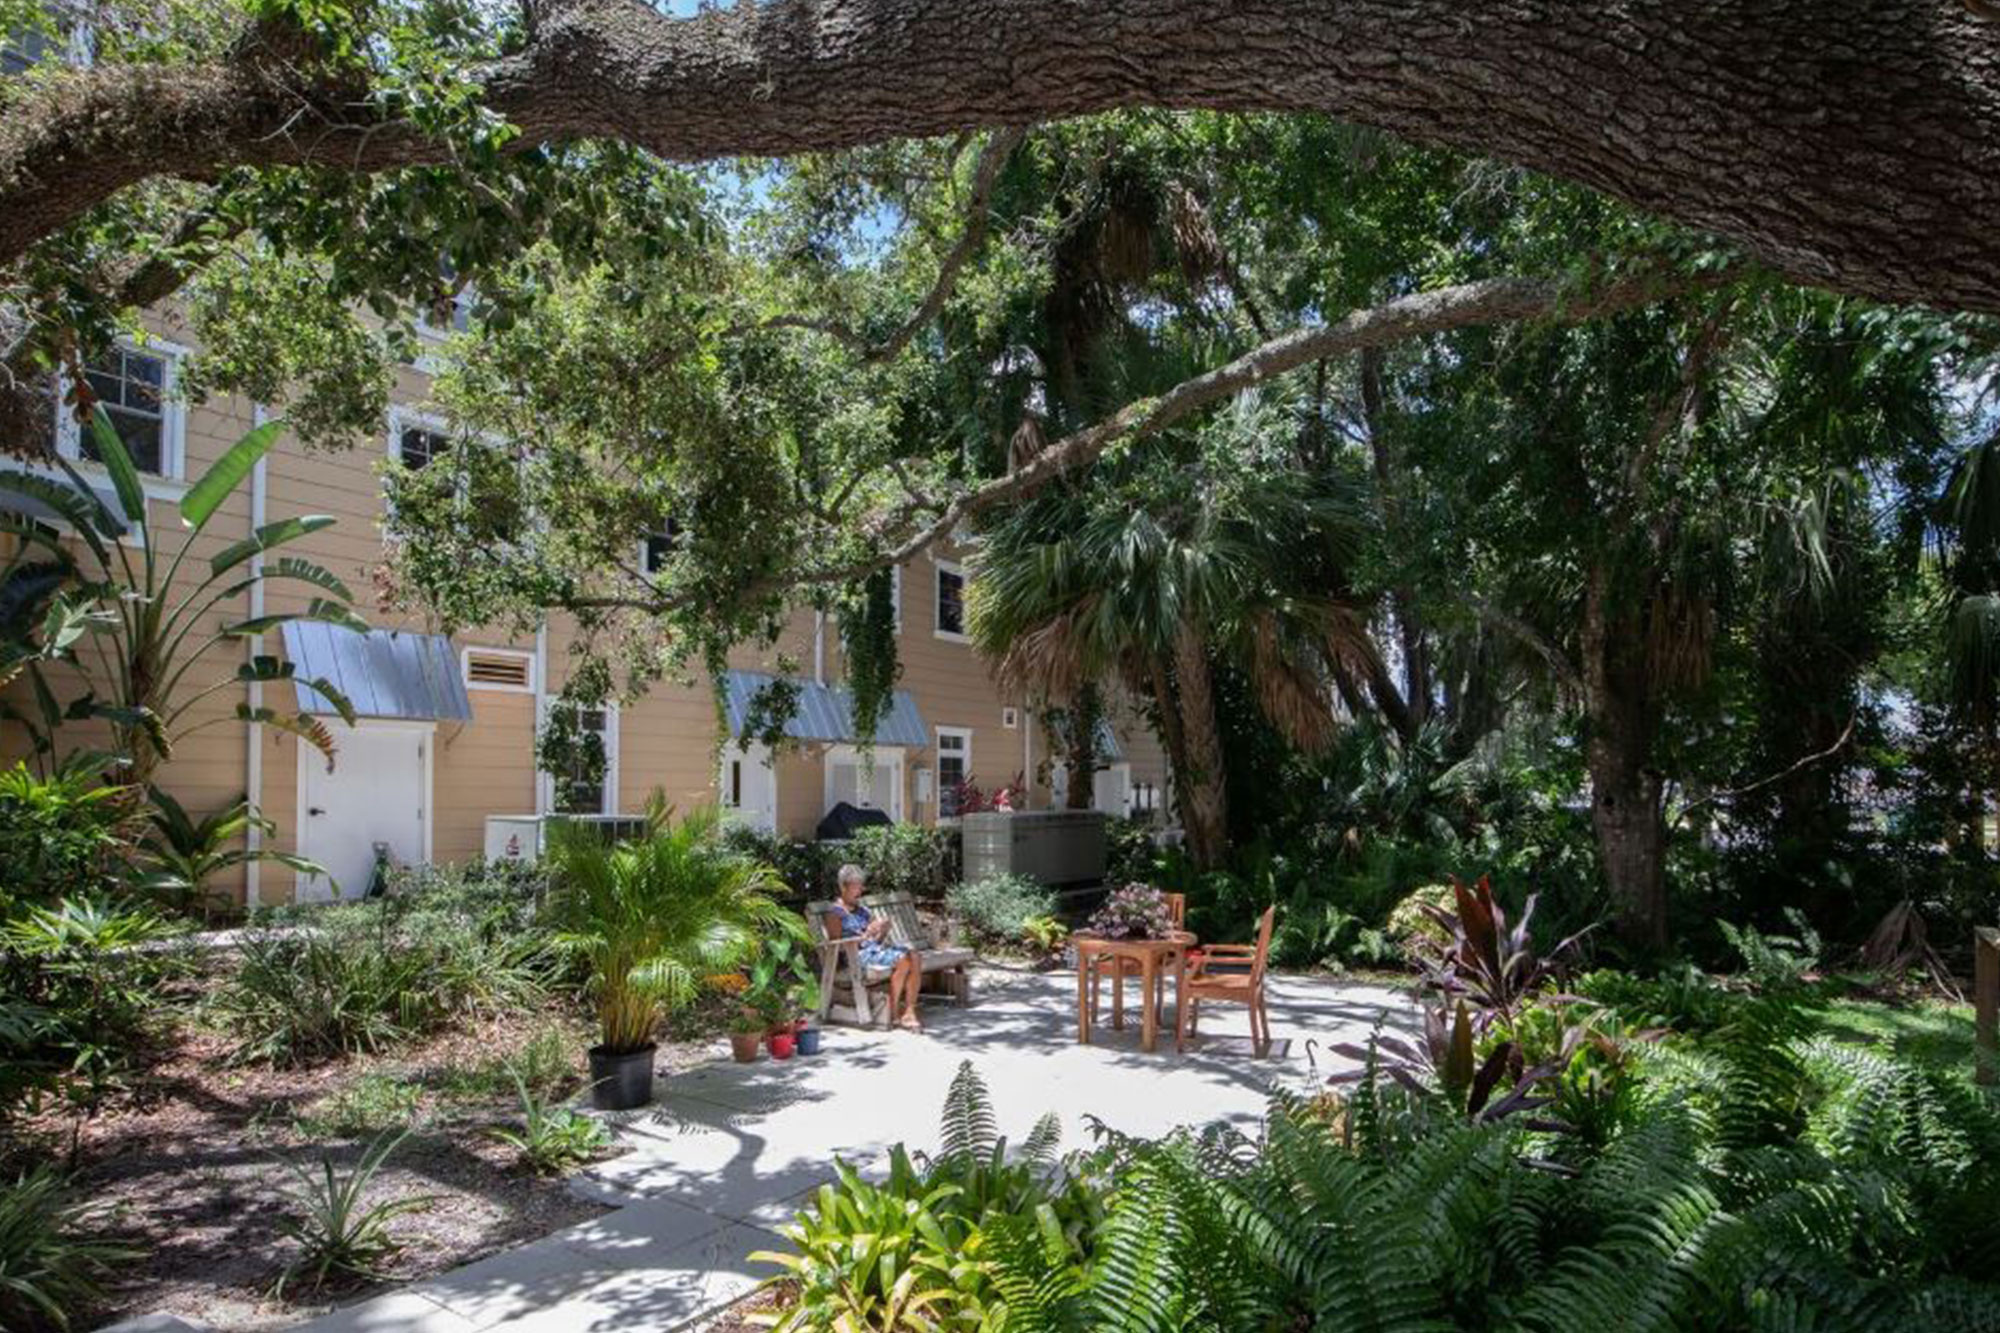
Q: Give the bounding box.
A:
[933,558,969,643]
[935,725,973,822]
[536,699,620,816]
[54,336,191,496]
[823,743,905,823]
[637,515,688,577]
[891,563,903,632]
[460,645,536,694]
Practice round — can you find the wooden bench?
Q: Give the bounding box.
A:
[805,890,975,1027]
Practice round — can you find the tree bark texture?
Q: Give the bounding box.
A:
[3,2,1999,313]
[1169,623,1230,871]
[1581,566,1669,952]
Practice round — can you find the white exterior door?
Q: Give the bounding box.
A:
[720,741,778,832]
[298,723,429,900]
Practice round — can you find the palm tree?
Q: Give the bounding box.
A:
[967,403,1378,868]
[546,804,793,1060]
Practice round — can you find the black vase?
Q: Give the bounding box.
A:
[588,1042,657,1111]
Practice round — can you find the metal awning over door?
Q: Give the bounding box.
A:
[281,622,472,721]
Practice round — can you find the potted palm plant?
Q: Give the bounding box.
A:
[547,805,789,1110]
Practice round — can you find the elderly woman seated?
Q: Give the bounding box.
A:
[823,863,924,1031]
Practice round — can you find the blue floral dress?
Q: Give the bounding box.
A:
[837,902,909,970]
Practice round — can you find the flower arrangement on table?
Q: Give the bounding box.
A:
[1087,883,1176,940]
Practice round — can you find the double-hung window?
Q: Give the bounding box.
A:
[935,560,968,641]
[56,343,184,480]
[936,727,972,819]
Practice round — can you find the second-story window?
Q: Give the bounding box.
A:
[642,517,684,574]
[397,424,449,471]
[62,345,180,478]
[935,561,967,640]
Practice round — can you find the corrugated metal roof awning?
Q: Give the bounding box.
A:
[282,622,472,721]
[722,670,928,749]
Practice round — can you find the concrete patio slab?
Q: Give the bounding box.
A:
[288,967,1413,1333]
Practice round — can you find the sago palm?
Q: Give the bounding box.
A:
[546,804,792,1054]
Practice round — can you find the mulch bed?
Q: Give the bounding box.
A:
[11,1000,727,1332]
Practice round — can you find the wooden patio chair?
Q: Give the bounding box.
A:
[1176,904,1276,1053]
[1088,892,1186,1030]
[805,891,976,1027]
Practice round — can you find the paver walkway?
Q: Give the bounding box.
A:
[293,967,1415,1333]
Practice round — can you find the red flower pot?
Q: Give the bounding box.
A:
[768,1030,797,1060]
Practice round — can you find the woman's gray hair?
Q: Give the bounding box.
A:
[837,863,866,888]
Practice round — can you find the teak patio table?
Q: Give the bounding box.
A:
[1073,931,1198,1053]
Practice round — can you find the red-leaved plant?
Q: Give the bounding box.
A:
[1414,875,1590,1028]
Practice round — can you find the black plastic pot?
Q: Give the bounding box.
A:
[588,1042,657,1111]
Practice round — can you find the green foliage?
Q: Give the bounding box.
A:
[294,1073,425,1140]
[1719,907,1824,991]
[0,409,364,782]
[1385,883,1456,955]
[760,986,2000,1331]
[545,806,791,1054]
[837,567,901,744]
[272,1129,433,1298]
[844,822,959,899]
[0,1167,138,1332]
[0,760,128,918]
[133,787,326,920]
[754,1061,1093,1332]
[946,873,1057,945]
[0,897,177,1104]
[487,1070,610,1175]
[718,824,839,900]
[214,881,553,1065]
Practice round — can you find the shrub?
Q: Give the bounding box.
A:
[1719,907,1823,991]
[0,762,128,918]
[0,1167,137,1331]
[718,824,837,900]
[216,878,556,1065]
[0,897,178,1103]
[1103,815,1162,889]
[1385,882,1456,954]
[847,822,958,899]
[273,1129,434,1297]
[295,1073,424,1139]
[545,807,791,1055]
[757,1008,2000,1331]
[754,1062,1088,1331]
[946,873,1056,944]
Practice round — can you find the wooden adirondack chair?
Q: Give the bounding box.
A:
[805,890,976,1027]
[1177,904,1276,1053]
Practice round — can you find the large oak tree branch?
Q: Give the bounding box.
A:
[1,2,1998,312]
[575,261,1731,616]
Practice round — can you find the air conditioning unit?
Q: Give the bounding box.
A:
[960,810,1107,886]
[483,814,649,863]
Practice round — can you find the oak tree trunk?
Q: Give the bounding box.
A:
[1582,568,1669,952]
[3,4,2000,314]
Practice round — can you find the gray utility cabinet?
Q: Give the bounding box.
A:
[960,810,1107,886]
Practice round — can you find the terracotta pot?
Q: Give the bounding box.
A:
[769,1030,797,1060]
[729,1031,763,1063]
